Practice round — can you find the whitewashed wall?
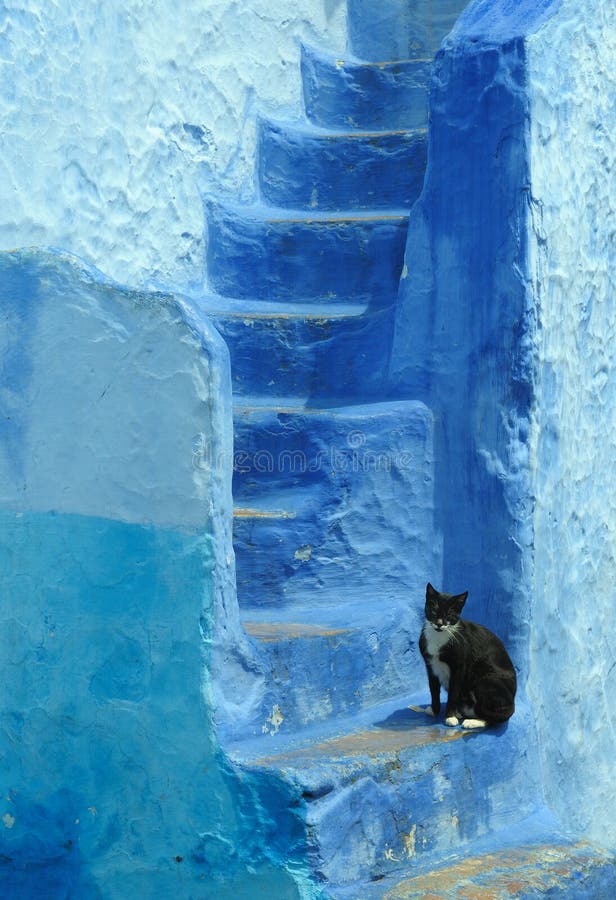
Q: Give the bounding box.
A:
[529,0,616,849]
[0,1,345,293]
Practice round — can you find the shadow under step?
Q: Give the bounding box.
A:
[204,198,409,305]
[258,116,427,211]
[301,43,431,132]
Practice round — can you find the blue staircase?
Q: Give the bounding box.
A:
[195,0,616,895]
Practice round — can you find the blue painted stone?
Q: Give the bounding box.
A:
[301,44,431,132]
[231,401,439,610]
[257,116,427,211]
[199,296,393,401]
[204,198,409,305]
[234,701,543,887]
[347,0,468,61]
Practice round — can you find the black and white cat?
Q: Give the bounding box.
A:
[419,583,516,729]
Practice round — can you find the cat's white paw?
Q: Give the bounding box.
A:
[425,705,435,717]
[445,716,459,727]
[461,718,486,729]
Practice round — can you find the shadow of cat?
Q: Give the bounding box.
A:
[374,705,510,737]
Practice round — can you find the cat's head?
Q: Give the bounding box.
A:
[425,583,468,632]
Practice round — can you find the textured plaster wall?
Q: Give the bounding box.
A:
[0,0,345,294]
[528,0,616,848]
[0,251,310,897]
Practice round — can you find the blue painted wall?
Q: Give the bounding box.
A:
[389,0,558,667]
[0,251,313,898]
[391,0,616,852]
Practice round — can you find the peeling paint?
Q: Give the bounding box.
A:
[403,824,416,858]
[262,704,284,736]
[294,544,312,562]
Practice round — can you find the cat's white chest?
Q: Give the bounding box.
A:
[423,623,452,690]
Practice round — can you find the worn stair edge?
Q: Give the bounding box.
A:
[257,115,427,211]
[300,42,432,131]
[239,601,427,733]
[327,816,616,899]
[203,196,409,305]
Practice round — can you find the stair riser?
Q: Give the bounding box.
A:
[301,45,431,132]
[232,403,439,607]
[258,119,427,211]
[306,716,540,885]
[234,508,437,609]
[232,401,431,501]
[245,610,421,732]
[347,0,467,61]
[205,200,408,304]
[211,307,393,400]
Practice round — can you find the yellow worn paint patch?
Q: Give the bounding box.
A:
[294,544,312,561]
[243,622,350,642]
[264,214,407,224]
[403,824,417,858]
[383,842,609,899]
[360,57,432,68]
[253,724,464,768]
[233,508,296,519]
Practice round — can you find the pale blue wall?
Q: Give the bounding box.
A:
[0,1,345,294]
[527,0,616,849]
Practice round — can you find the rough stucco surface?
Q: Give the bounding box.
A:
[528,0,616,848]
[0,0,345,294]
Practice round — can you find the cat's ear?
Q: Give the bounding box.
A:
[454,591,468,608]
[426,582,436,599]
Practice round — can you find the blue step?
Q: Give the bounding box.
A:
[301,44,431,131]
[204,198,409,304]
[232,700,544,887]
[198,296,394,401]
[257,116,427,211]
[331,822,616,898]
[347,0,467,62]
[231,401,440,608]
[241,601,422,733]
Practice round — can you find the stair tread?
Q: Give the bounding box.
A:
[207,196,410,223]
[261,114,426,141]
[199,295,370,319]
[303,42,432,69]
[229,689,514,765]
[330,823,616,898]
[233,396,430,415]
[241,597,408,637]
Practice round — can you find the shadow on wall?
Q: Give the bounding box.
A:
[0,251,314,898]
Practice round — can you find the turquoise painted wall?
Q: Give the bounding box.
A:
[0,251,312,898]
